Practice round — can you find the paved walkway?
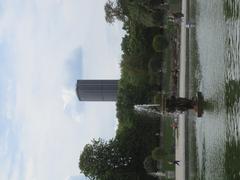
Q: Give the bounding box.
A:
[175,0,187,179]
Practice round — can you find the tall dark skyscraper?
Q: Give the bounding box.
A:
[76,80,118,101]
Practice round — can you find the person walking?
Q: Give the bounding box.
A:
[168,160,180,166]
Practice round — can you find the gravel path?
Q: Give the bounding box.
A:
[175,0,187,179]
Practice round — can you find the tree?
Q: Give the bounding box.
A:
[152,34,169,52]
[79,138,132,180]
[143,155,158,173]
[121,54,148,73]
[148,54,163,73]
[151,147,164,160]
[104,0,125,23]
[127,2,166,27]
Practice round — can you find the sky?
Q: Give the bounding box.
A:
[0,0,124,179]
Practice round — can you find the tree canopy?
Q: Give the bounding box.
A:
[79,138,133,180]
[104,0,126,23]
[79,0,179,179]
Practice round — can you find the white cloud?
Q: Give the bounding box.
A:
[62,88,76,110]
[66,175,88,180]
[0,0,124,179]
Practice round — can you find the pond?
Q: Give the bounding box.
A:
[187,0,240,179]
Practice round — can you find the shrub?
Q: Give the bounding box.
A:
[153,94,162,104]
[143,155,158,173]
[152,35,169,52]
[151,147,163,160]
[148,54,163,73]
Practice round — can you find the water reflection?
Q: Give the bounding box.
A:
[224,80,240,179]
[203,100,215,112]
[191,0,240,179]
[224,0,240,20]
[225,139,240,179]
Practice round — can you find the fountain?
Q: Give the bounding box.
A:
[134,104,164,117]
[134,92,204,117]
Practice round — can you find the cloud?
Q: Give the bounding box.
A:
[66,175,88,180]
[0,0,124,179]
[64,48,83,87]
[62,87,86,123]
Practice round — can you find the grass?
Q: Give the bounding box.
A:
[168,0,182,11]
[159,1,181,173]
[162,47,173,93]
[161,116,175,171]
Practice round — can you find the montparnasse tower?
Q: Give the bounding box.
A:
[76,80,118,101]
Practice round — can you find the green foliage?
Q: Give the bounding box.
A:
[151,147,164,160]
[152,34,169,52]
[147,54,164,89]
[109,1,170,178]
[116,117,160,172]
[143,155,158,173]
[160,117,175,171]
[153,93,162,104]
[80,1,181,179]
[104,0,126,23]
[121,54,148,74]
[161,45,172,92]
[148,54,163,73]
[116,81,152,120]
[128,3,166,27]
[123,26,165,55]
[79,138,133,179]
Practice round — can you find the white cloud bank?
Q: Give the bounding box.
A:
[0,0,124,179]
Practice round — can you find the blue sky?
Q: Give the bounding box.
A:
[0,0,124,179]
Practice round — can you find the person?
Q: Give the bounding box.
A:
[168,160,180,166]
[172,67,179,86]
[173,160,180,166]
[168,12,184,24]
[171,122,178,130]
[172,12,184,18]
[185,21,196,28]
[168,16,182,24]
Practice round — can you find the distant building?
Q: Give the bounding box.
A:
[76,80,118,101]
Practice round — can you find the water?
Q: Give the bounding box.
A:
[188,0,240,179]
[134,104,163,117]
